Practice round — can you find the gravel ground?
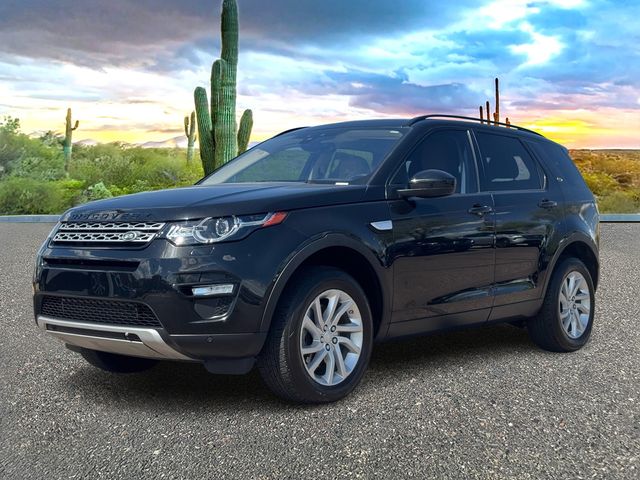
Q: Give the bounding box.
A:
[0,223,638,479]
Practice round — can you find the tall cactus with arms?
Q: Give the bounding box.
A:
[63,108,79,165]
[194,0,253,175]
[184,111,197,164]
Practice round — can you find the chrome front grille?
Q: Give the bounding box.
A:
[51,221,165,246]
[58,222,165,231]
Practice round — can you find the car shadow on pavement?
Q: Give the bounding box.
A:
[371,322,535,368]
[61,323,536,409]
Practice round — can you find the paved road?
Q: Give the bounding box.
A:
[0,223,638,479]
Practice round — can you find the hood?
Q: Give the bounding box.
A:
[61,183,371,222]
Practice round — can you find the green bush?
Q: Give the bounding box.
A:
[68,145,203,193]
[581,172,619,196]
[85,182,113,201]
[0,177,66,214]
[57,179,85,207]
[0,118,205,214]
[10,154,66,181]
[597,190,640,214]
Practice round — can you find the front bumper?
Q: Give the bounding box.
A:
[33,226,304,362]
[37,315,193,360]
[37,315,267,370]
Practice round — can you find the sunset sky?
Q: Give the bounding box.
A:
[0,0,639,148]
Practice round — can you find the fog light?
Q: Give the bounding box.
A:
[191,284,234,297]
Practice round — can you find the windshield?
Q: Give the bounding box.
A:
[200,126,407,185]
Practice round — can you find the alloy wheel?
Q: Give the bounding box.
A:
[558,271,591,339]
[299,289,364,386]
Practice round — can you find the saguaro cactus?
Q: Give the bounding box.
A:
[184,111,197,164]
[494,78,500,124]
[63,108,79,164]
[194,0,253,175]
[478,78,508,126]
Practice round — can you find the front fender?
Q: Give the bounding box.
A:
[258,232,393,339]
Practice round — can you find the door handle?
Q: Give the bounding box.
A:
[468,204,494,216]
[538,199,558,209]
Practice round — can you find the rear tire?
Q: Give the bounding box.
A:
[258,266,373,403]
[528,258,595,352]
[78,348,158,373]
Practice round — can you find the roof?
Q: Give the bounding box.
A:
[282,115,545,140]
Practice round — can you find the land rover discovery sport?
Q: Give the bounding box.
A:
[33,115,599,403]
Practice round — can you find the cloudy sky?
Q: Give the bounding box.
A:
[0,0,638,148]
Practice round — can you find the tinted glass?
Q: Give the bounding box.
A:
[526,140,590,193]
[391,129,477,194]
[230,147,310,182]
[476,132,543,191]
[200,127,407,185]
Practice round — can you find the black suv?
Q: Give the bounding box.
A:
[33,115,599,403]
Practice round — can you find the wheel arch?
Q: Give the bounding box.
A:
[545,233,599,293]
[259,234,391,340]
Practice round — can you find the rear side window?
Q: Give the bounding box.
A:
[526,140,590,193]
[475,132,544,191]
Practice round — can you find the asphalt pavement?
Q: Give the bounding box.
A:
[0,223,638,479]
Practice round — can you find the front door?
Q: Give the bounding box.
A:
[387,128,496,335]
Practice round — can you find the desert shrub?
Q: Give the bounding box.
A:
[57,179,85,208]
[68,144,131,186]
[0,117,65,179]
[85,182,113,201]
[581,172,619,196]
[0,177,65,214]
[68,145,203,192]
[0,119,208,214]
[569,150,640,213]
[597,190,640,214]
[10,153,66,181]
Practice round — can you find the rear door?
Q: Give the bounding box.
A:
[387,128,496,334]
[473,131,564,311]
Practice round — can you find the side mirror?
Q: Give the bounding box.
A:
[398,169,457,199]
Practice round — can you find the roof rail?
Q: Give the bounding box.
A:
[408,114,543,137]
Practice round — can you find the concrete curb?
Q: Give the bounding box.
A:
[0,215,61,223]
[1,214,639,223]
[599,214,640,222]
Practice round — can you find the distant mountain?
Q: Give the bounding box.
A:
[76,138,99,146]
[138,136,259,149]
[26,134,260,149]
[139,136,188,149]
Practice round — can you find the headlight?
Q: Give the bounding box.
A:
[165,212,287,245]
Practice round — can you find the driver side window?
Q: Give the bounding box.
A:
[391,130,478,194]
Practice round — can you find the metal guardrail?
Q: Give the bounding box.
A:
[2,214,640,223]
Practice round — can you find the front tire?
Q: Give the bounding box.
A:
[78,348,158,373]
[528,258,595,352]
[258,267,373,403]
